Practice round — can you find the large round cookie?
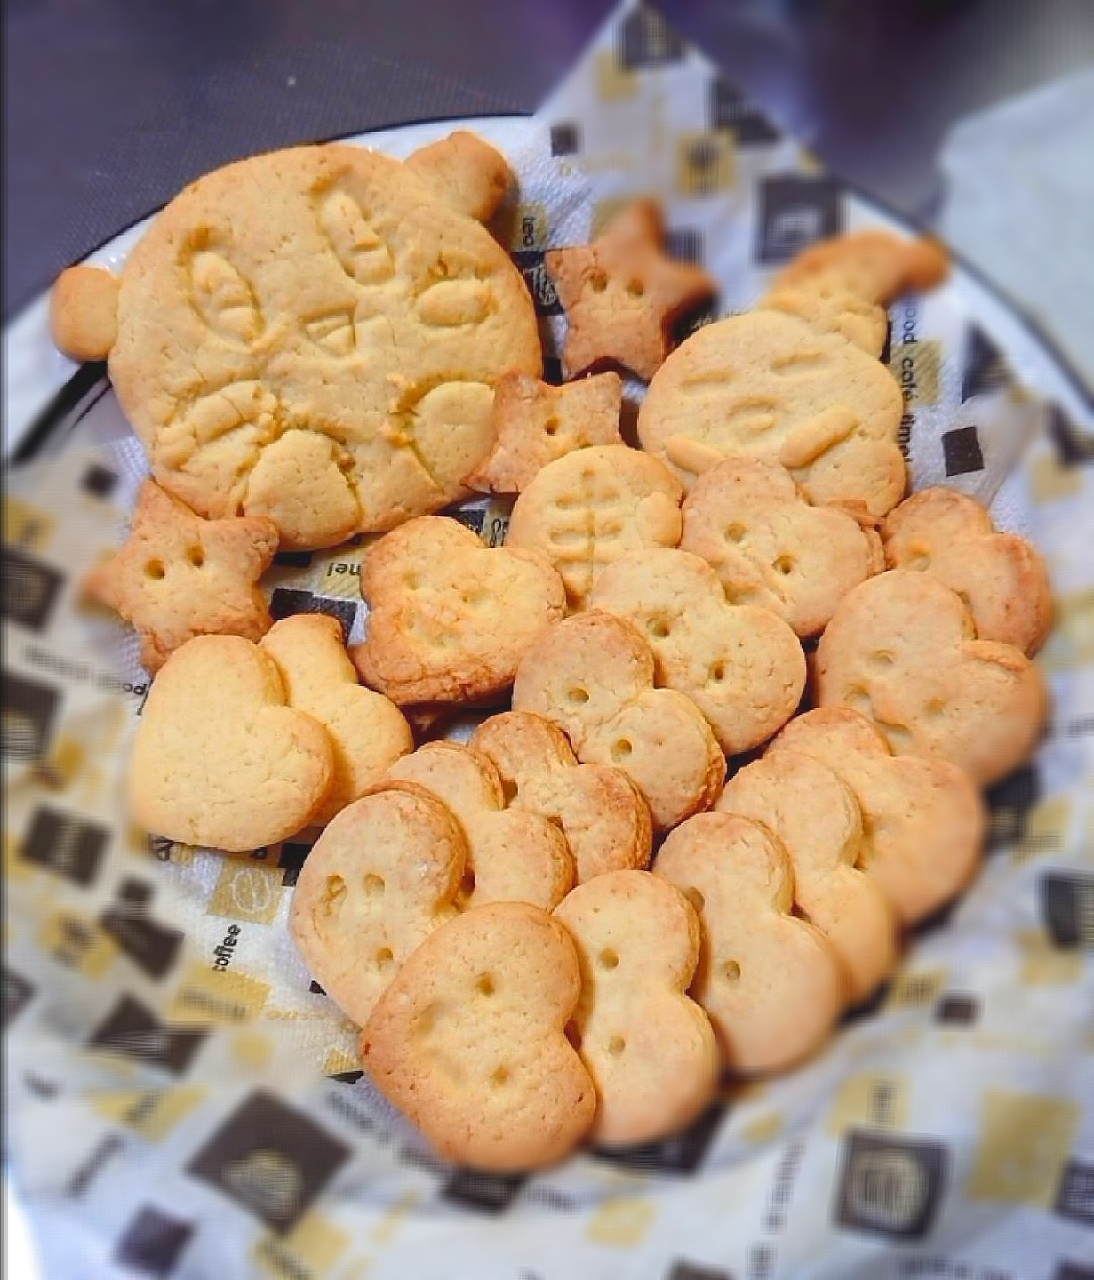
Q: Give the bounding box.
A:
[109,144,541,547]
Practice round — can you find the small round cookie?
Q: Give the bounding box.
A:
[679,458,884,638]
[759,284,888,357]
[815,570,1048,786]
[51,265,119,361]
[507,445,684,609]
[881,487,1053,656]
[655,813,845,1073]
[769,230,950,305]
[638,309,906,518]
[553,871,719,1146]
[471,711,653,882]
[361,901,596,1171]
[717,750,898,1005]
[513,611,726,831]
[588,548,805,756]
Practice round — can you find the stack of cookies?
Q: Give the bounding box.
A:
[55,130,1052,1173]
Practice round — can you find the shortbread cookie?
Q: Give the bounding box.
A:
[759,284,887,357]
[84,479,279,673]
[554,871,719,1146]
[679,457,883,637]
[403,130,512,221]
[472,711,652,882]
[64,139,540,548]
[291,781,465,1026]
[589,548,805,755]
[881,487,1053,655]
[506,445,684,608]
[655,813,844,1073]
[638,309,906,518]
[50,265,119,361]
[130,635,333,852]
[465,371,623,493]
[361,901,596,1171]
[769,708,984,924]
[353,516,565,704]
[717,751,897,1004]
[545,201,716,381]
[259,614,412,825]
[815,570,1048,786]
[513,611,725,830]
[770,229,950,305]
[388,741,573,910]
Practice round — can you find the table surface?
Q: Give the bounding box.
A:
[5,0,1094,320]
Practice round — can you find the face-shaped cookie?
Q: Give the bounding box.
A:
[471,711,652,883]
[768,709,984,924]
[290,781,466,1026]
[717,750,897,1004]
[361,901,596,1171]
[759,284,888,357]
[655,813,844,1073]
[589,548,805,755]
[513,612,725,831]
[881,487,1053,656]
[387,741,573,910]
[553,871,719,1146]
[768,230,949,305]
[680,458,883,637]
[353,516,565,705]
[129,634,333,852]
[815,570,1048,786]
[506,445,683,609]
[637,310,905,518]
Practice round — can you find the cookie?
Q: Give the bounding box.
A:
[388,741,573,910]
[513,611,725,830]
[815,569,1048,785]
[464,371,623,494]
[717,750,898,1004]
[259,614,412,825]
[353,516,565,704]
[759,284,888,357]
[769,708,984,924]
[83,479,279,673]
[881,487,1053,655]
[129,635,333,852]
[553,870,719,1146]
[506,445,684,609]
[769,229,949,305]
[403,130,512,222]
[588,548,805,755]
[77,140,540,548]
[638,309,906,518]
[50,264,120,362]
[361,901,596,1171]
[545,201,716,380]
[655,813,844,1073]
[679,457,883,637]
[471,711,652,883]
[291,781,466,1026]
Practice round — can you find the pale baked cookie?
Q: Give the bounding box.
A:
[361,901,596,1171]
[545,201,716,381]
[83,479,279,673]
[291,781,466,1027]
[259,614,412,825]
[50,265,119,361]
[881,487,1053,655]
[769,708,984,925]
[513,611,725,831]
[403,130,513,221]
[759,284,888,357]
[769,229,950,305]
[655,813,844,1073]
[388,741,573,910]
[471,711,652,882]
[506,445,684,609]
[679,457,884,638]
[353,516,565,705]
[553,871,719,1146]
[638,310,906,518]
[129,634,333,852]
[56,139,541,548]
[815,570,1048,786]
[588,548,805,756]
[464,371,623,494]
[717,750,898,1005]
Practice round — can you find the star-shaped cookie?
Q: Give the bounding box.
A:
[546,201,716,382]
[84,479,280,673]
